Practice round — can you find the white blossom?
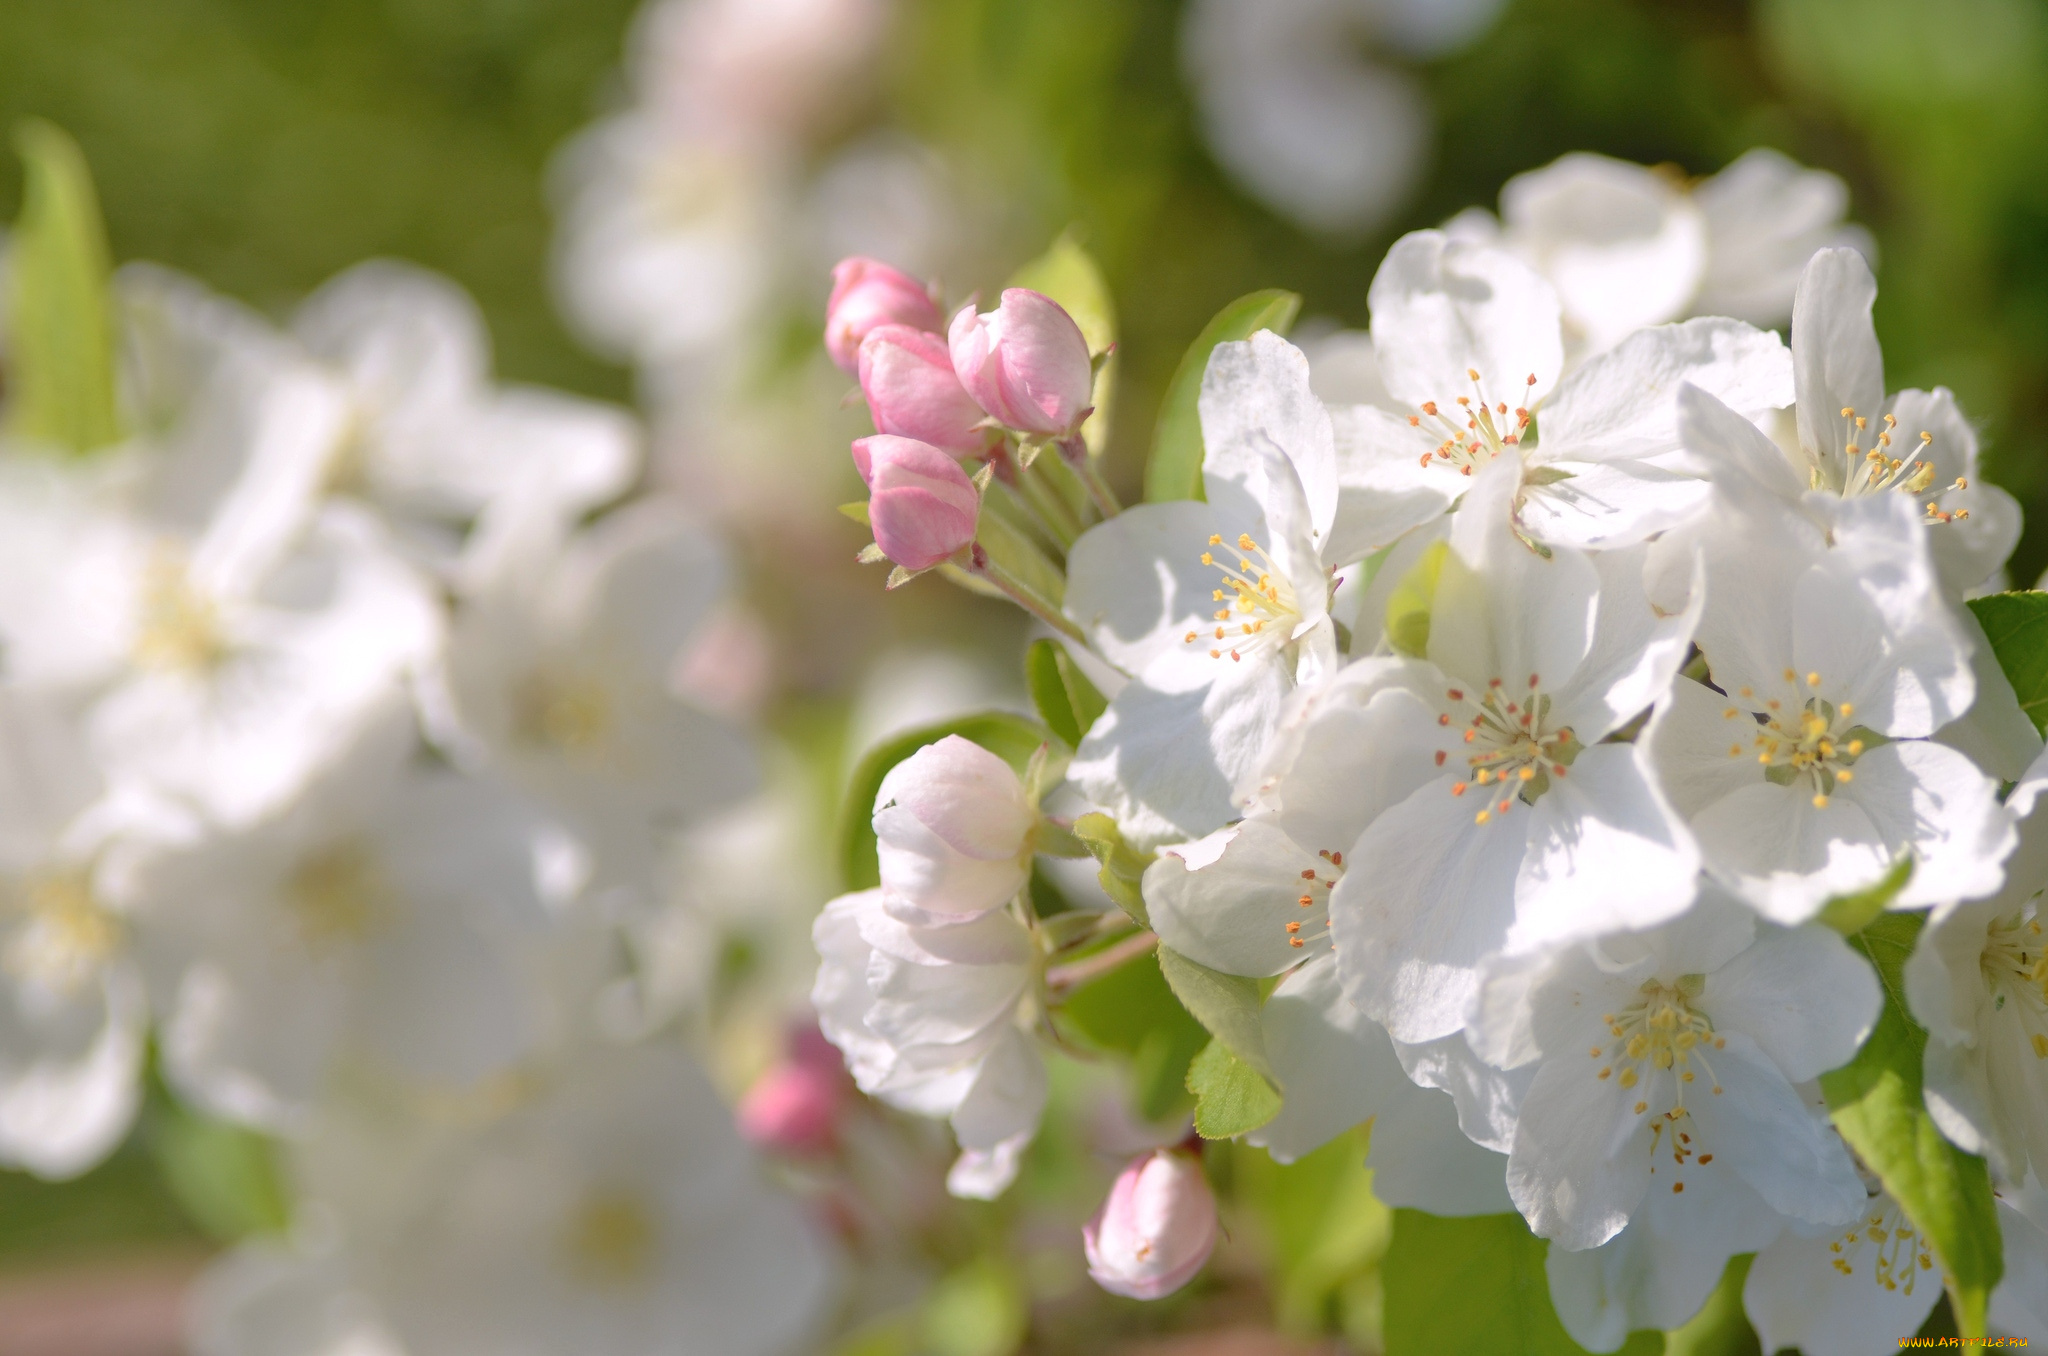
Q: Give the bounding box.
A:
[1332,229,1793,553]
[812,888,1046,1198]
[1470,890,1875,1251]
[1066,332,1341,846]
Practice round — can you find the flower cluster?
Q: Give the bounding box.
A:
[0,249,834,1355]
[814,149,2048,1349]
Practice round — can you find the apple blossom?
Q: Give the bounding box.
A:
[853,434,981,573]
[442,499,757,893]
[827,257,943,373]
[1083,1149,1218,1300]
[1644,466,2012,923]
[1470,890,1875,1251]
[812,888,1045,1199]
[1065,331,1340,845]
[1904,738,2048,1183]
[874,735,1039,926]
[1331,228,1794,553]
[949,288,1095,441]
[1319,457,1701,1043]
[858,324,994,455]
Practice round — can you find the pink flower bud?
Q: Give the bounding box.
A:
[948,289,1094,438]
[858,325,993,454]
[738,1062,843,1156]
[874,734,1036,925]
[1084,1150,1217,1301]
[853,435,978,572]
[826,257,943,374]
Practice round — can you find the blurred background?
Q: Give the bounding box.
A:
[0,0,2043,1351]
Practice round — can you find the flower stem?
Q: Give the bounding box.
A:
[1045,930,1158,994]
[968,544,1090,647]
[1058,436,1122,518]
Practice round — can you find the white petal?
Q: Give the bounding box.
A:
[1937,599,2042,782]
[1684,1031,1865,1228]
[1393,1031,1531,1153]
[1369,231,1564,411]
[1743,1205,1943,1356]
[1366,1082,1515,1218]
[1674,380,1808,505]
[1545,1167,1782,1353]
[1707,925,1881,1082]
[1334,775,1530,1044]
[1860,739,2013,910]
[1064,501,1225,675]
[1200,330,1338,544]
[1690,779,1890,924]
[1695,147,1865,326]
[1643,675,1771,821]
[1147,820,1327,978]
[1540,318,1792,465]
[0,961,145,1180]
[1509,745,1699,952]
[1992,1197,2048,1343]
[1507,1048,1646,1249]
[1515,459,1710,552]
[1499,153,1706,352]
[1792,247,1887,466]
[1071,646,1290,848]
[949,1025,1046,1156]
[1325,405,1456,564]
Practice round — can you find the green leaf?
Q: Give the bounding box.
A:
[1185,1038,1280,1138]
[1156,943,1272,1080]
[1384,539,1450,659]
[1383,1211,1659,1356]
[1815,853,1914,934]
[1008,230,1116,456]
[1025,638,1107,748]
[1821,912,2003,1338]
[1071,811,1154,927]
[148,1101,291,1243]
[1967,591,2048,733]
[1056,948,1207,1122]
[1662,1254,1760,1356]
[1144,289,1302,503]
[837,712,1054,891]
[1230,1129,1390,1342]
[6,120,123,455]
[838,500,871,527]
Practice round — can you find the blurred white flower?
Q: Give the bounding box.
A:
[1181,0,1505,235]
[0,688,152,1179]
[442,500,757,893]
[1449,149,1873,355]
[293,261,640,594]
[190,1046,838,1356]
[127,707,561,1133]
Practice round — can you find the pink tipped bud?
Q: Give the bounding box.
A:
[874,734,1036,925]
[858,325,994,454]
[854,435,978,572]
[738,1062,843,1156]
[826,257,943,374]
[1084,1149,1217,1300]
[948,289,1094,439]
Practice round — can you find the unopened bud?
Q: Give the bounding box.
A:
[853,436,979,573]
[948,288,1093,439]
[859,325,994,454]
[737,1061,843,1156]
[826,257,943,374]
[1083,1149,1217,1300]
[874,734,1036,925]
